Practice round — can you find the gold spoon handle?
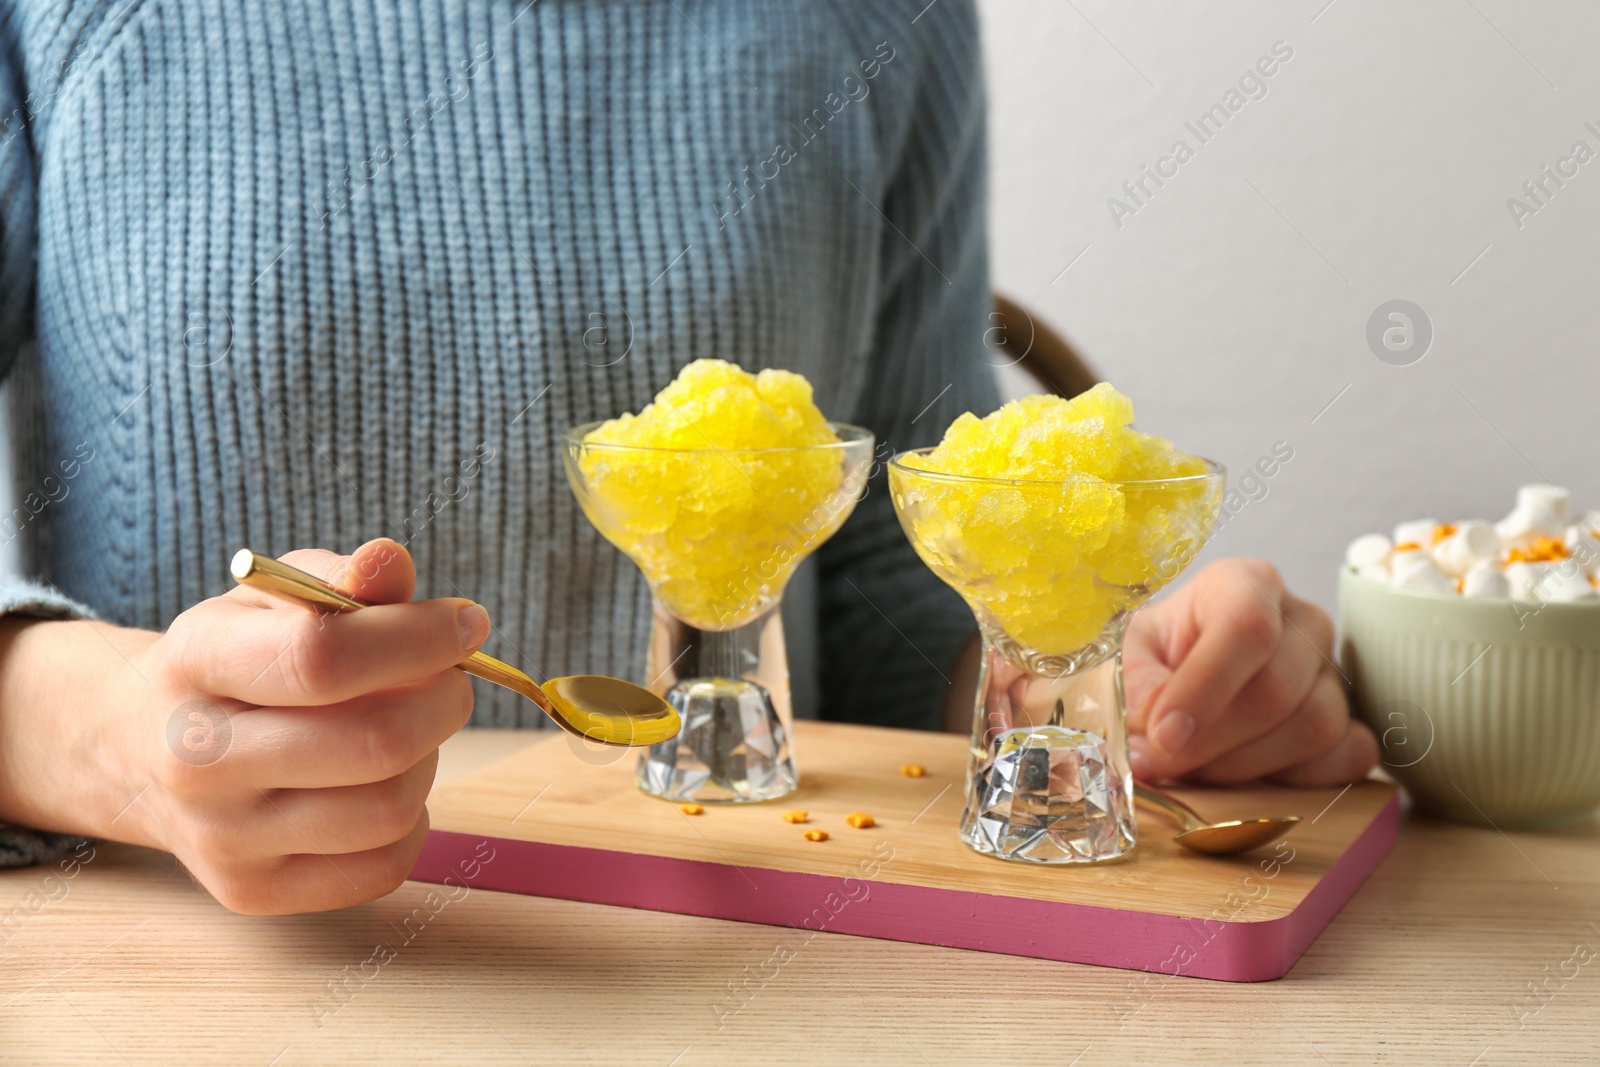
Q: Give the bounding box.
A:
[1133,782,1207,833]
[227,549,556,717]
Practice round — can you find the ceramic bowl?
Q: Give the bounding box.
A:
[1338,569,1600,828]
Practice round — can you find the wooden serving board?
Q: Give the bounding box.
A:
[413,721,1398,982]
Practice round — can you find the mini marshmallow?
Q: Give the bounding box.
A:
[1391,545,1429,572]
[1567,519,1600,546]
[1516,484,1571,524]
[1504,561,1555,601]
[1345,533,1392,570]
[1568,534,1600,579]
[1391,555,1456,595]
[1540,563,1597,602]
[1461,563,1510,598]
[1432,521,1499,577]
[1498,510,1566,547]
[1355,563,1391,584]
[1392,519,1439,549]
[1572,517,1600,576]
[1497,485,1570,547]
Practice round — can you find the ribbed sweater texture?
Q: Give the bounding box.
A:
[0,0,997,787]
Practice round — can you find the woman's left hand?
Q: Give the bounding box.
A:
[1122,558,1379,786]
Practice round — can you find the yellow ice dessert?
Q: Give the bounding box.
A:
[573,359,854,630]
[891,385,1217,655]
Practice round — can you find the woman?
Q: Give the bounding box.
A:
[0,0,1373,912]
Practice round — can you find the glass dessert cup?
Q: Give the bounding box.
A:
[889,454,1225,864]
[563,423,874,803]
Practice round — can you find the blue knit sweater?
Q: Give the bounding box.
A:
[0,0,998,860]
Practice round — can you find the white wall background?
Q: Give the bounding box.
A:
[978,0,1600,611]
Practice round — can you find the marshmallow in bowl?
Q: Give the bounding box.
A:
[1392,555,1456,595]
[1518,484,1570,522]
[1461,563,1510,598]
[1391,543,1430,570]
[1565,525,1600,579]
[1496,484,1570,547]
[1392,519,1440,549]
[1505,561,1555,601]
[1433,521,1498,576]
[1543,566,1598,602]
[1346,484,1600,601]
[1345,533,1392,569]
[1579,550,1600,584]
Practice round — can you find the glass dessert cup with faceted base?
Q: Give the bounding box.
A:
[889,453,1225,864]
[564,423,874,803]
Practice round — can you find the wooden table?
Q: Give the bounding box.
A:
[3,730,1596,1065]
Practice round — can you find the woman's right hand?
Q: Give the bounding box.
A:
[0,538,488,914]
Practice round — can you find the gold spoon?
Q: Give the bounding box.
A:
[229,549,680,748]
[1134,782,1300,856]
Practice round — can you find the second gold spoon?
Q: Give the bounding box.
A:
[1134,782,1300,856]
[230,550,680,748]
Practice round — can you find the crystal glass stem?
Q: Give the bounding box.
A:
[637,598,797,803]
[960,621,1136,863]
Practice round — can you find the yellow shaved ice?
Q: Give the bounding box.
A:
[891,384,1217,654]
[575,359,850,630]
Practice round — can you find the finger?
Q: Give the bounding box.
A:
[210,670,472,788]
[250,750,439,856]
[1128,733,1165,782]
[336,538,417,605]
[1185,669,1349,785]
[1148,596,1331,777]
[227,539,416,610]
[1121,608,1174,737]
[215,810,432,915]
[1268,719,1380,788]
[173,592,489,706]
[1144,580,1284,767]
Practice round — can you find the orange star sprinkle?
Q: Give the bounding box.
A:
[1505,537,1570,563]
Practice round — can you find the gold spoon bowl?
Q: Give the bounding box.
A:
[230,550,679,748]
[1134,782,1300,856]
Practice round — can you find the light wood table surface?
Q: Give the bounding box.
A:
[3,729,1596,1066]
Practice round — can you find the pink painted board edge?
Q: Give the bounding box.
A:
[411,793,1398,983]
